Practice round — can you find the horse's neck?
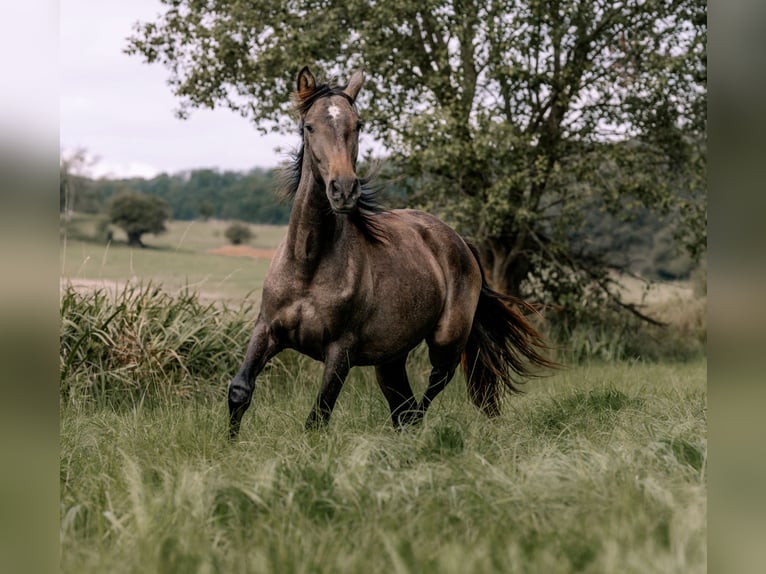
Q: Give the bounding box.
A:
[285,170,344,276]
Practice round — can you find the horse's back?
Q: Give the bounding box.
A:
[352,209,482,363]
[381,209,481,282]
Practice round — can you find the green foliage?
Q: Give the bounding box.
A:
[109,190,171,247]
[546,295,707,364]
[197,199,214,221]
[70,167,290,224]
[224,221,253,245]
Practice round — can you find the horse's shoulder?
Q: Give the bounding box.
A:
[386,209,448,232]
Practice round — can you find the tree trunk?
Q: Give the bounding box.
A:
[127,231,145,248]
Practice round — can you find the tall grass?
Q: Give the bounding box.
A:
[547,296,707,364]
[60,283,257,405]
[60,286,706,573]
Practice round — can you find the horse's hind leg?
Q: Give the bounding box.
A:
[228,319,279,439]
[416,324,468,421]
[419,365,457,417]
[418,278,478,420]
[375,356,419,428]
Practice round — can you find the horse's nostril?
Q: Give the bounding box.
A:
[328,177,359,203]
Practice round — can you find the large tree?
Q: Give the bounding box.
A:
[109,190,171,247]
[127,0,705,315]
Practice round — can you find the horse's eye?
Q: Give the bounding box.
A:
[305,124,315,134]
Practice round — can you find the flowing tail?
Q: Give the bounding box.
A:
[461,244,559,416]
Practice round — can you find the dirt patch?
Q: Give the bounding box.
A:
[207,245,277,260]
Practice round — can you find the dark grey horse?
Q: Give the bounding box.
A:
[228,66,555,437]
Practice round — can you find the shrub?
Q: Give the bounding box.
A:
[224,222,253,245]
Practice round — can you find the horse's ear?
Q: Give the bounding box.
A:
[296,66,316,98]
[343,68,365,102]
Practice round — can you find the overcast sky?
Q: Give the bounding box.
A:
[60,0,299,179]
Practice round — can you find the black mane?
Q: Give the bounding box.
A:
[278,81,389,243]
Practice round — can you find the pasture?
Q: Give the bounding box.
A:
[60,214,286,302]
[60,215,706,573]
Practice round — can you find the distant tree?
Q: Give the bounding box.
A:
[198,199,215,221]
[224,222,253,245]
[109,190,171,247]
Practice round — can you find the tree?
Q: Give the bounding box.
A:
[127,0,706,319]
[109,190,171,247]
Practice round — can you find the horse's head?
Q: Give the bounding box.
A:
[294,66,365,214]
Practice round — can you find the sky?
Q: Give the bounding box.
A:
[60,0,299,179]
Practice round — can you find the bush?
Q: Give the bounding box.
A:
[224,222,253,245]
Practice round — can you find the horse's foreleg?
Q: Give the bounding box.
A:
[228,319,278,439]
[375,357,419,428]
[305,345,352,430]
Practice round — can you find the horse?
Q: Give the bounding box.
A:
[227,66,556,438]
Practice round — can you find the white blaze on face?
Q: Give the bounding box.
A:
[328,104,341,123]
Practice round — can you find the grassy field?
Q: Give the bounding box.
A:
[59,213,706,573]
[60,214,286,302]
[60,357,706,573]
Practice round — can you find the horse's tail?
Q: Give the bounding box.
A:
[461,243,559,416]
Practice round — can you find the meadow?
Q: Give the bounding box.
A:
[60,214,286,303]
[60,215,707,573]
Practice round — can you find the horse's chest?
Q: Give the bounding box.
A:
[264,277,355,354]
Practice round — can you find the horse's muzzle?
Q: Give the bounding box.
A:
[328,177,360,213]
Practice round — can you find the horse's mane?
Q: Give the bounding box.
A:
[277,79,389,243]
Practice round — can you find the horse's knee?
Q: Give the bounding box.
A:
[228,377,253,440]
[228,376,252,412]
